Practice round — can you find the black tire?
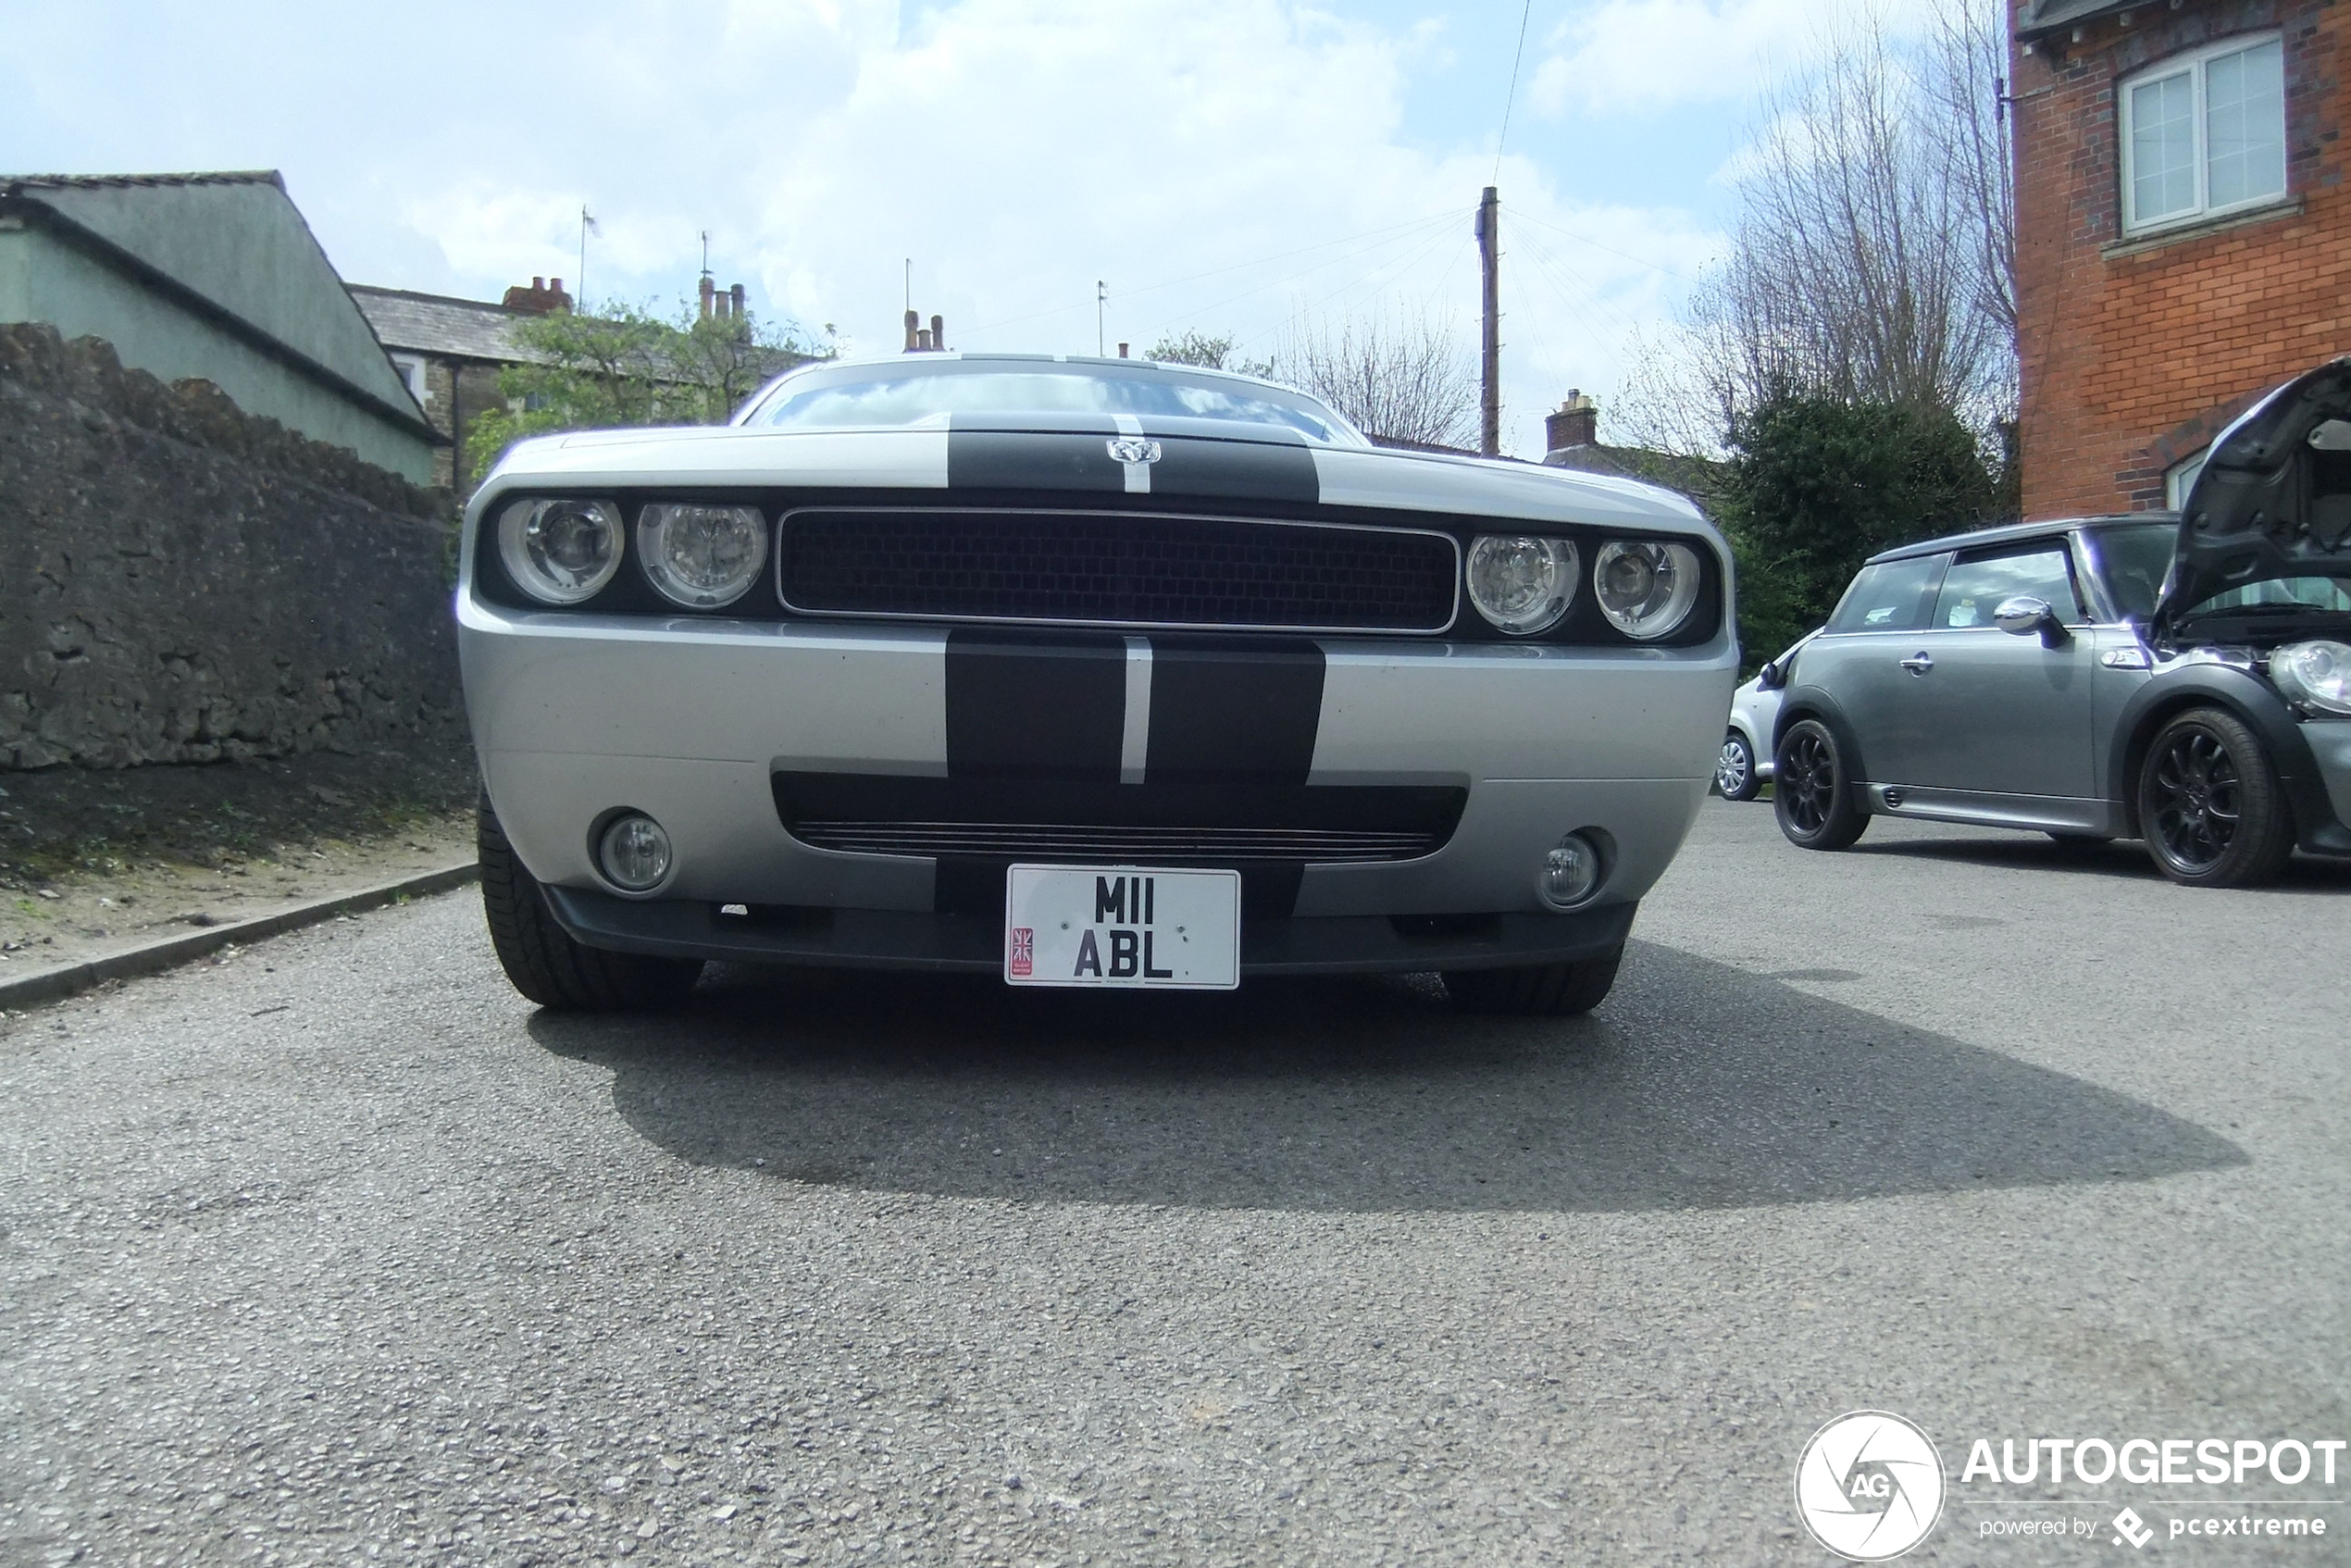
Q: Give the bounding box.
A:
[479,798,703,1010]
[2136,707,2295,888]
[1773,718,1869,851]
[1444,943,1623,1016]
[1715,729,1762,801]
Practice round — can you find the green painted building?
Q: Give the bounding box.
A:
[0,170,440,483]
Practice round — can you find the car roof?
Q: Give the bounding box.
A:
[1863,513,2176,566]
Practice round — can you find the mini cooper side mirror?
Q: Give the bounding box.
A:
[1756,660,1787,691]
[1994,595,2070,648]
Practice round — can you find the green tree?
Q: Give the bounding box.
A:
[1718,390,1998,664]
[1143,330,1273,380]
[468,301,827,481]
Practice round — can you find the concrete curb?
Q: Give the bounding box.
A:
[0,861,479,1013]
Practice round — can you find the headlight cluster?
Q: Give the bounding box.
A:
[1463,533,1704,640]
[496,498,769,609]
[2270,640,2351,716]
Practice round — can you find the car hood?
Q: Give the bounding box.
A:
[2156,356,2351,635]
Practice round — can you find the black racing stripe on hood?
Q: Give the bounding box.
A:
[1146,437,1318,502]
[946,423,1322,502]
[944,628,1126,783]
[1145,636,1325,787]
[948,430,1126,492]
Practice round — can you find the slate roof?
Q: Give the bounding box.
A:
[347,286,551,366]
[0,170,285,193]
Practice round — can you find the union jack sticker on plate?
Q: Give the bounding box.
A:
[1008,927,1034,977]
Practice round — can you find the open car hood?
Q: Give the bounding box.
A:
[2156,356,2351,636]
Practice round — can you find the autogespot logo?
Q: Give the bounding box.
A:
[1796,1412,1947,1562]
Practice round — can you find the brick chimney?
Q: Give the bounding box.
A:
[904,309,920,352]
[503,276,572,314]
[731,283,748,319]
[930,314,943,351]
[1545,390,1598,454]
[699,275,715,317]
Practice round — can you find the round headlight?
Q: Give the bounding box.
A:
[1594,541,1701,640]
[1466,535,1577,635]
[497,498,623,604]
[638,504,768,608]
[2271,639,2351,716]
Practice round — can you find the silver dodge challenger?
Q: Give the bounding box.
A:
[456,355,1735,1013]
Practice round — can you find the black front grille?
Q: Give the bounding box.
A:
[788,821,1439,862]
[778,507,1459,632]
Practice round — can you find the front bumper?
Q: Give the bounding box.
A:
[544,886,1638,976]
[461,595,1733,968]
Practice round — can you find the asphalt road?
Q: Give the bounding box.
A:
[3,803,2346,1566]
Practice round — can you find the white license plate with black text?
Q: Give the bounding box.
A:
[1003,865,1240,989]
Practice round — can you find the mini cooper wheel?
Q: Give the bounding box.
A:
[479,798,704,1010]
[2136,707,2295,888]
[1715,730,1761,801]
[1773,719,1868,851]
[1444,943,1623,1016]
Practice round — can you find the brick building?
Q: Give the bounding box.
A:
[2012,0,2347,518]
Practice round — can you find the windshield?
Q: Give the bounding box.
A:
[742,361,1364,446]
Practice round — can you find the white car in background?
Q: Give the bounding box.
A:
[1718,633,1817,801]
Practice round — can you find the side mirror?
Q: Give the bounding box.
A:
[1994,595,2071,648]
[1756,660,1787,691]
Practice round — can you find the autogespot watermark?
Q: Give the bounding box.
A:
[1795,1413,2344,1560]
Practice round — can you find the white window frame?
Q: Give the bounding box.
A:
[2118,32,2288,236]
[2165,447,2208,508]
[388,352,429,408]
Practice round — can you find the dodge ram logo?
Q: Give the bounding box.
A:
[1107,437,1162,465]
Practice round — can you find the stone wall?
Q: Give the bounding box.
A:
[0,322,466,770]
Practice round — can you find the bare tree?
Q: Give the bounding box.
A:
[1614,0,2017,449]
[1274,314,1479,450]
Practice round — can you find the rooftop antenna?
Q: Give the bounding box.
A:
[700,230,712,281]
[904,258,912,314]
[1097,280,1106,357]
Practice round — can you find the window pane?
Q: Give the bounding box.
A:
[1827,557,1946,633]
[2131,72,2197,222]
[2206,40,2286,208]
[1932,549,2080,628]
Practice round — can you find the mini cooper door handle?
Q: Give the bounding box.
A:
[1900,653,1934,675]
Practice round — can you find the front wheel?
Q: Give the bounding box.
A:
[2136,707,2295,888]
[1444,944,1623,1016]
[479,799,704,1010]
[1715,730,1762,801]
[1773,719,1869,851]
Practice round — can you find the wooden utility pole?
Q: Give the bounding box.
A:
[1476,186,1499,456]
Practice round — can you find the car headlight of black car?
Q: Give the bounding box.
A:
[1593,540,1701,640]
[497,498,625,604]
[2270,639,2351,716]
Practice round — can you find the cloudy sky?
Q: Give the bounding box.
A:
[3,0,1882,455]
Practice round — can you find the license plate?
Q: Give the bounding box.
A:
[1003,865,1240,989]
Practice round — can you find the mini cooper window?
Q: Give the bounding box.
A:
[2088,522,2180,619]
[1828,555,1946,632]
[1933,548,2079,628]
[746,365,1363,446]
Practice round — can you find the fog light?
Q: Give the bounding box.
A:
[597,812,672,892]
[1539,832,1602,909]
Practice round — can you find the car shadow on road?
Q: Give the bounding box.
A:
[524,939,2244,1214]
[1847,832,2351,891]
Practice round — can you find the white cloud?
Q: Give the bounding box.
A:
[1530,0,1934,118]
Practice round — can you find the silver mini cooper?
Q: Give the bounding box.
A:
[458,355,1735,1012]
[1770,359,2351,887]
